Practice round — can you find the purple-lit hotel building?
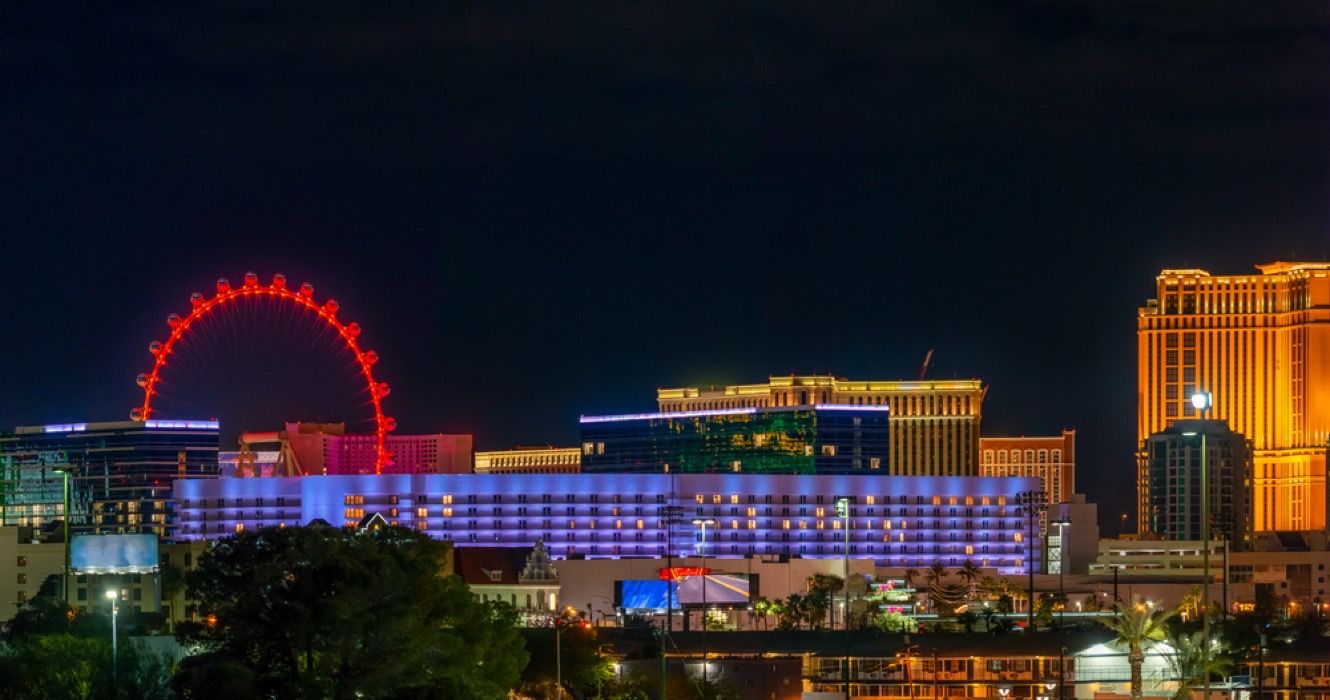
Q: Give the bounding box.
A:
[174,472,1041,573]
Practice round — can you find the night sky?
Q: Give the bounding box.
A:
[3,3,1328,533]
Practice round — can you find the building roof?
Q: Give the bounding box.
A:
[453,546,535,586]
[603,630,1115,658]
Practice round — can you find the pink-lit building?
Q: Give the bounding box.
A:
[283,422,472,475]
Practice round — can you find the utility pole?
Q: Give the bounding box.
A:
[837,496,851,700]
[1016,490,1047,629]
[692,518,716,700]
[1192,391,1213,700]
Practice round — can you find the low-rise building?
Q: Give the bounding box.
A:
[473,446,580,474]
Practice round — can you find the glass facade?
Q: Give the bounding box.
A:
[0,420,219,539]
[1142,419,1251,545]
[578,406,890,475]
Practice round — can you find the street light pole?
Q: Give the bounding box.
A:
[105,590,119,698]
[692,518,715,700]
[1017,490,1047,629]
[1192,391,1212,700]
[837,496,851,700]
[54,469,69,603]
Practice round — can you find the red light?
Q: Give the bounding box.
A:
[133,273,392,472]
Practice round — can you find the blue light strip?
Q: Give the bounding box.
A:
[580,407,757,423]
[145,419,220,430]
[43,423,88,433]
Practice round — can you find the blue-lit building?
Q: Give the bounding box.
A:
[0,419,219,539]
[174,472,1041,573]
[579,405,891,474]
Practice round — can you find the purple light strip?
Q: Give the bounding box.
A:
[44,423,88,433]
[579,407,757,423]
[145,419,219,430]
[812,403,891,412]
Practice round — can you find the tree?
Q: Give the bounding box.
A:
[903,568,920,589]
[1099,598,1175,700]
[806,574,843,630]
[1164,630,1231,699]
[958,560,982,599]
[177,524,528,699]
[518,625,609,698]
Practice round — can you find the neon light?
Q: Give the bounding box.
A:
[580,407,757,423]
[580,404,891,424]
[133,273,391,472]
[43,423,88,433]
[144,419,219,430]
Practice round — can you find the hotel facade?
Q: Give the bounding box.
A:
[656,375,984,477]
[1137,262,1330,532]
[174,472,1041,573]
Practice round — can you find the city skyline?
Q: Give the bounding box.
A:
[4,4,1329,536]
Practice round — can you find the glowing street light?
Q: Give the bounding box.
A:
[106,590,119,696]
[1191,390,1213,700]
[692,518,716,700]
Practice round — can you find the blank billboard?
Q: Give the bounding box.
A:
[71,534,159,574]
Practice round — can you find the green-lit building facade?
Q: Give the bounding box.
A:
[0,419,219,540]
[578,405,889,474]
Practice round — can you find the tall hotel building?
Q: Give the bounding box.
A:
[656,375,983,476]
[1137,262,1330,532]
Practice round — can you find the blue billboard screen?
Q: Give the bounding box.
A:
[71,534,159,574]
[616,580,678,610]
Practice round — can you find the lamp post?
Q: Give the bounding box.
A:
[1190,390,1213,700]
[692,518,716,700]
[106,589,119,697]
[1016,490,1047,629]
[53,469,70,603]
[836,496,851,700]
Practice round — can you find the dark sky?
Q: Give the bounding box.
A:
[3,3,1328,533]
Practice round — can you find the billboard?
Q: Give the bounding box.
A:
[71,534,159,574]
[616,580,679,610]
[676,572,754,606]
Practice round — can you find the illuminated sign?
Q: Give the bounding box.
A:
[144,419,219,430]
[71,534,159,574]
[659,567,711,580]
[43,423,88,433]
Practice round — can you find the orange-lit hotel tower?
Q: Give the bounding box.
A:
[1137,262,1330,533]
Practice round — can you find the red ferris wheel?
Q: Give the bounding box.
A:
[133,272,395,472]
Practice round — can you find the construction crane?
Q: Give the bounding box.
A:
[918,349,934,380]
[236,431,305,477]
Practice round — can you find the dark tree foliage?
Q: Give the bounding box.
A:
[175,525,528,700]
[519,626,610,698]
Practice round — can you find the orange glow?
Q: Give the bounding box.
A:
[1138,263,1330,532]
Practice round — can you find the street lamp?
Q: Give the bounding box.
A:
[106,590,119,696]
[53,469,70,602]
[836,496,851,700]
[1191,390,1213,700]
[692,518,716,700]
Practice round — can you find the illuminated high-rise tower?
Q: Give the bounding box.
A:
[1137,262,1330,532]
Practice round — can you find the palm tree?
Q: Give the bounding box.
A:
[903,568,920,589]
[925,561,948,613]
[1099,597,1176,699]
[958,559,982,599]
[1164,629,1231,699]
